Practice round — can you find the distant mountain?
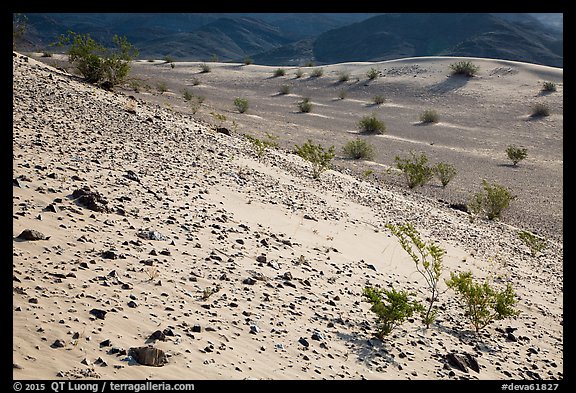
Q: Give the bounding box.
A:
[18,13,562,67]
[19,13,378,60]
[254,13,562,67]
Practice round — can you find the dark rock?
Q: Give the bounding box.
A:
[163,328,175,336]
[125,170,140,183]
[446,352,480,373]
[216,127,231,136]
[127,301,138,308]
[448,203,468,213]
[72,186,111,213]
[149,330,166,341]
[51,339,65,348]
[101,250,118,259]
[367,264,377,272]
[311,330,324,341]
[90,308,107,320]
[137,229,168,241]
[192,324,202,333]
[128,346,167,367]
[100,339,112,348]
[298,337,310,348]
[243,277,257,285]
[303,214,317,221]
[282,272,293,280]
[256,255,267,263]
[16,229,49,241]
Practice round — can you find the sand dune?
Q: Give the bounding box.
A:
[13,52,562,381]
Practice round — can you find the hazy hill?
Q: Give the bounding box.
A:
[20,13,377,60]
[18,13,562,66]
[255,13,562,67]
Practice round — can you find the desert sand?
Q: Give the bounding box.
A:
[13,52,562,381]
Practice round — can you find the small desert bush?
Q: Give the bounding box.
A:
[386,223,445,328]
[233,97,249,113]
[338,89,348,100]
[156,81,168,94]
[363,286,424,338]
[445,270,520,333]
[274,68,286,77]
[420,109,439,124]
[342,138,375,160]
[372,95,385,105]
[294,139,335,179]
[54,31,138,87]
[304,60,315,67]
[310,67,324,77]
[337,71,350,82]
[297,97,313,113]
[518,230,547,257]
[163,55,174,64]
[243,57,253,65]
[366,67,379,80]
[449,60,480,77]
[199,63,211,73]
[506,145,528,166]
[395,152,434,188]
[530,103,550,117]
[295,69,304,78]
[188,95,205,114]
[468,179,515,221]
[182,89,193,101]
[432,162,457,187]
[542,81,557,92]
[278,84,291,95]
[245,132,278,162]
[358,114,386,134]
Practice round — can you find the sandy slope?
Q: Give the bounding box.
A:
[13,53,562,381]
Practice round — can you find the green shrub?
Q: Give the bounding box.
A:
[366,67,379,80]
[156,81,168,94]
[54,31,138,86]
[274,68,286,77]
[468,179,515,220]
[294,139,335,179]
[395,152,434,188]
[518,230,547,257]
[295,69,304,78]
[233,97,249,113]
[278,85,291,95]
[243,57,253,65]
[182,89,193,101]
[542,81,556,92]
[338,89,348,100]
[449,61,480,77]
[358,114,386,134]
[163,55,174,64]
[372,95,385,105]
[530,103,550,117]
[363,286,424,338]
[338,71,350,82]
[420,109,439,123]
[386,223,445,328]
[506,145,528,166]
[433,162,457,187]
[199,63,211,73]
[209,54,219,62]
[445,271,520,333]
[297,97,313,113]
[342,138,375,160]
[311,67,324,77]
[304,60,315,67]
[245,132,279,162]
